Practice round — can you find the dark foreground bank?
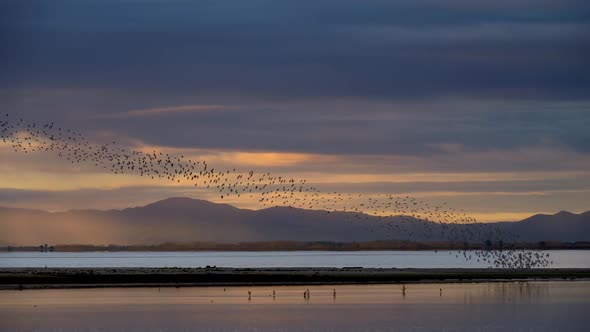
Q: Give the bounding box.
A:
[1,267,589,290]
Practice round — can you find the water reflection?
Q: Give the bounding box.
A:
[0,282,587,331]
[482,281,548,304]
[0,281,586,306]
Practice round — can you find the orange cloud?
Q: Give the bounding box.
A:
[134,144,332,168]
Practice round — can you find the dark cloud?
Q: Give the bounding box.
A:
[1,1,589,157]
[1,0,589,100]
[81,104,589,156]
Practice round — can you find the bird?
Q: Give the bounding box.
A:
[0,113,552,269]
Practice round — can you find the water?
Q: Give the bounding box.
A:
[0,281,587,331]
[0,250,588,268]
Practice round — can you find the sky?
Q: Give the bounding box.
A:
[1,0,589,221]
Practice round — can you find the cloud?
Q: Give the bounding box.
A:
[2,124,590,221]
[79,99,590,157]
[1,1,588,100]
[94,104,236,119]
[1,0,589,218]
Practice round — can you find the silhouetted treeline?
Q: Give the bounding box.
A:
[2,240,589,252]
[2,244,54,252]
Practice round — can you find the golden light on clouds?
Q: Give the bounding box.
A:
[470,212,546,223]
[1,137,589,221]
[279,171,590,184]
[0,170,160,191]
[135,144,335,167]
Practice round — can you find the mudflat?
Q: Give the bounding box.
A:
[1,267,589,290]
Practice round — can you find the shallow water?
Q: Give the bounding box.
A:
[0,281,588,331]
[0,250,588,268]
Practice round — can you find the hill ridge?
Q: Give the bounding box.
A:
[1,197,589,245]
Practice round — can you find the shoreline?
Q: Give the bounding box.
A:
[4,243,590,252]
[1,267,589,290]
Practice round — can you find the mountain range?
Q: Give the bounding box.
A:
[1,197,589,245]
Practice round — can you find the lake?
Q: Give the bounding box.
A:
[0,250,589,268]
[0,281,588,331]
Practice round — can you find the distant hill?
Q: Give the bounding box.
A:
[497,210,590,242]
[0,197,588,245]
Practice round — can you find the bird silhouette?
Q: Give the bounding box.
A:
[0,113,551,268]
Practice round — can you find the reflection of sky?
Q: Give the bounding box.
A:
[1,282,588,331]
[0,282,568,305]
[1,1,589,220]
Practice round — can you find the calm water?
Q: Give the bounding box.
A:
[0,250,589,268]
[0,281,588,331]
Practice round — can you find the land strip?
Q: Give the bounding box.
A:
[1,268,589,290]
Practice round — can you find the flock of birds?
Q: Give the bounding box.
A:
[1,113,552,268]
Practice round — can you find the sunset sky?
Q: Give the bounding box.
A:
[1,0,589,221]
